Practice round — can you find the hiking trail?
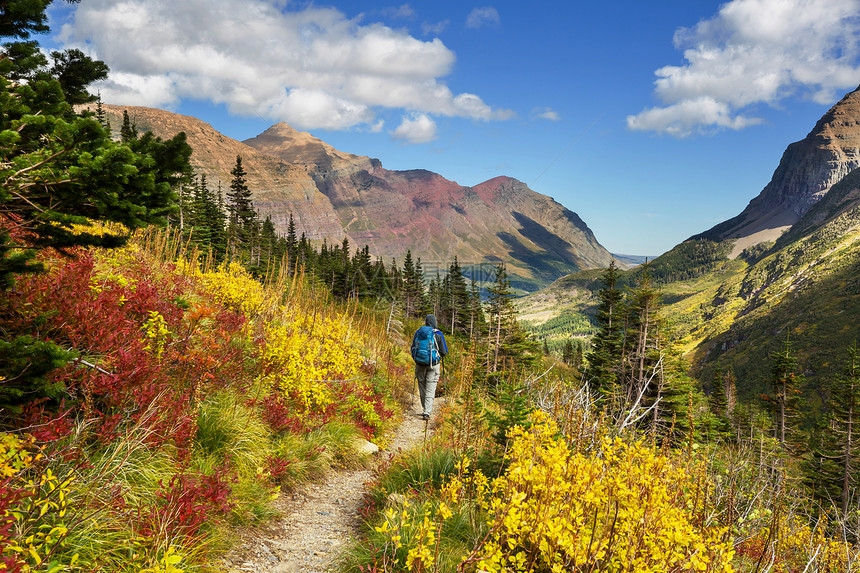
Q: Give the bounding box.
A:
[220,397,437,573]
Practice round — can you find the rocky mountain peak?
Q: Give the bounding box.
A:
[84,103,613,290]
[244,122,371,169]
[695,84,860,257]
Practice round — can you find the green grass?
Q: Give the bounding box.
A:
[194,389,272,477]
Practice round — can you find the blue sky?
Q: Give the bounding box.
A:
[45,0,860,256]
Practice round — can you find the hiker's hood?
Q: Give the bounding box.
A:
[425,314,437,329]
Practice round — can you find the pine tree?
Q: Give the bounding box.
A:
[49,47,109,105]
[225,155,256,260]
[764,334,804,451]
[0,1,191,409]
[446,257,470,335]
[807,345,860,514]
[467,279,487,342]
[624,266,662,408]
[485,263,538,373]
[402,250,423,318]
[573,340,584,371]
[707,368,732,438]
[120,109,137,142]
[285,213,298,271]
[563,339,575,365]
[585,260,625,403]
[94,94,110,130]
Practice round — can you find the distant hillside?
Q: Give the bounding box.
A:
[611,253,650,267]
[520,85,860,404]
[90,105,614,290]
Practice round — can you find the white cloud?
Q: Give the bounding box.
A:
[627,97,762,137]
[382,4,415,19]
[391,113,437,144]
[465,7,500,29]
[531,107,561,121]
[422,20,450,36]
[58,0,509,131]
[628,0,860,136]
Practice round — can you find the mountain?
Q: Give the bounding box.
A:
[694,84,860,258]
[519,85,860,404]
[92,105,614,290]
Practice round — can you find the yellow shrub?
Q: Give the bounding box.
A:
[0,434,75,572]
[197,263,267,315]
[262,312,360,413]
[461,412,734,573]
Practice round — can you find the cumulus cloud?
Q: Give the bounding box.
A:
[627,0,860,136]
[392,113,437,144]
[466,7,500,29]
[58,0,511,134]
[531,107,561,121]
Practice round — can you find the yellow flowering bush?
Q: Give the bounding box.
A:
[372,413,736,573]
[0,433,35,478]
[196,263,267,315]
[465,412,735,572]
[735,514,856,571]
[142,310,172,359]
[261,312,360,413]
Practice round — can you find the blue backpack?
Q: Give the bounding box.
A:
[411,326,440,366]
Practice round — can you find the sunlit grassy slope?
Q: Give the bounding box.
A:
[520,169,860,404]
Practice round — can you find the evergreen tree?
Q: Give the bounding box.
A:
[585,260,625,402]
[764,334,804,451]
[486,263,538,373]
[49,47,108,104]
[351,244,373,298]
[285,213,298,270]
[225,155,256,260]
[1,29,191,288]
[120,109,137,142]
[623,265,662,408]
[707,368,732,438]
[258,215,278,273]
[573,340,584,371]
[195,173,227,258]
[563,339,575,366]
[445,257,470,335]
[94,93,109,130]
[402,250,424,317]
[0,0,53,39]
[467,278,487,342]
[807,346,860,515]
[0,0,192,410]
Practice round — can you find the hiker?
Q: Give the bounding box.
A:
[410,314,448,421]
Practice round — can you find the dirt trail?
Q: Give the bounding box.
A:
[220,397,436,573]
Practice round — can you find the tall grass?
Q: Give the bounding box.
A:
[194,389,271,475]
[0,225,408,572]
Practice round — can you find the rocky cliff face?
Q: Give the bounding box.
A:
[696,84,860,255]
[93,104,613,289]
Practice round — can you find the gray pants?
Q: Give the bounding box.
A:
[415,363,441,416]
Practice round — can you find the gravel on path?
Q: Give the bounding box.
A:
[219,397,438,573]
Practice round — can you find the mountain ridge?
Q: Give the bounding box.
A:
[694,84,860,258]
[93,104,614,289]
[517,84,860,402]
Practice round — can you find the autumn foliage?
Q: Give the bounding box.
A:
[0,227,399,571]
